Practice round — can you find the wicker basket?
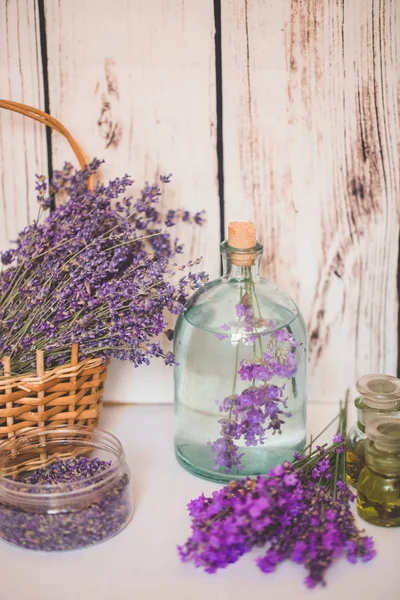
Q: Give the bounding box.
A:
[0,100,108,441]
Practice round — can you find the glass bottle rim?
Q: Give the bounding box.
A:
[220,240,264,255]
[0,425,127,510]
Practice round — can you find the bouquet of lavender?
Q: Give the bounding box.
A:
[178,397,376,588]
[0,160,207,375]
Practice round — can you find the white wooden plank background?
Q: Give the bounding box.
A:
[0,0,399,404]
[222,0,400,402]
[0,0,48,253]
[44,0,219,403]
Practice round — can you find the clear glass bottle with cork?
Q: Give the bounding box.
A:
[357,417,400,527]
[174,221,307,482]
[345,374,400,488]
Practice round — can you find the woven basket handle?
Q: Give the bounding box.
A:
[0,99,94,191]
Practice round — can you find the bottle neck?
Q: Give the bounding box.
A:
[365,418,400,477]
[221,241,263,282]
[356,397,366,432]
[355,396,399,433]
[365,440,400,477]
[356,408,366,433]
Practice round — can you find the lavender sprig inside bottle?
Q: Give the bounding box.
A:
[209,291,298,473]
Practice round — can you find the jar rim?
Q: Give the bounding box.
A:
[0,425,126,509]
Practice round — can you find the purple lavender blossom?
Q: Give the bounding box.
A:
[235,293,253,319]
[0,160,208,374]
[209,381,291,473]
[332,433,345,453]
[218,292,276,346]
[160,173,172,183]
[179,428,376,588]
[0,250,13,266]
[35,173,52,209]
[210,314,298,472]
[207,437,245,474]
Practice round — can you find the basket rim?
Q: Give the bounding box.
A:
[0,356,109,387]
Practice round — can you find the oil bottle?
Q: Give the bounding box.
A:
[345,374,400,487]
[357,417,400,527]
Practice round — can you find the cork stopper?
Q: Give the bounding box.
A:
[227,221,257,266]
[228,222,256,249]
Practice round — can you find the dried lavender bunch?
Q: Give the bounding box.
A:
[179,396,376,588]
[0,160,208,374]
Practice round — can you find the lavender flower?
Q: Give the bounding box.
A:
[210,384,291,473]
[210,292,298,473]
[19,457,111,484]
[235,294,253,319]
[219,293,275,345]
[332,433,345,453]
[0,161,208,374]
[179,399,376,588]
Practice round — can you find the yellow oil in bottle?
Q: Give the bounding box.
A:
[345,443,365,488]
[357,418,400,528]
[357,467,400,527]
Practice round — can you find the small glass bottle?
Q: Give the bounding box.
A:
[345,374,400,488]
[174,221,307,483]
[357,417,400,527]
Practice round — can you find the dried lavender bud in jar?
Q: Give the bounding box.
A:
[0,458,132,551]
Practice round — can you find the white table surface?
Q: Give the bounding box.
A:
[0,402,399,600]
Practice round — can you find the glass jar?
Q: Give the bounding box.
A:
[0,425,133,551]
[174,221,307,483]
[345,374,400,488]
[357,417,400,527]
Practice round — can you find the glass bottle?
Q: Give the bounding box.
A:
[357,417,400,527]
[345,374,400,488]
[174,221,307,483]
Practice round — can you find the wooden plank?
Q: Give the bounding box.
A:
[0,0,48,253]
[221,0,400,402]
[44,0,219,402]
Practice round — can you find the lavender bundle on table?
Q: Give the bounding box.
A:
[0,160,207,375]
[178,397,376,588]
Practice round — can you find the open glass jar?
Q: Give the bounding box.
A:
[0,426,133,551]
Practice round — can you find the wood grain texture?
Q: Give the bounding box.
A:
[1,0,399,405]
[44,0,219,402]
[0,0,48,253]
[222,0,400,402]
